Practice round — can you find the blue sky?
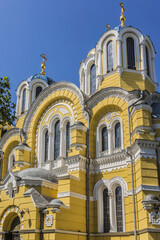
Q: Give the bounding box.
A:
[0,0,160,104]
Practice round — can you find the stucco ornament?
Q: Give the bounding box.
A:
[150,212,160,225]
[45,215,53,227]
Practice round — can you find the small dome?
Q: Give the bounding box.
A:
[17,168,57,183]
[26,74,55,85]
[49,199,64,207]
[143,194,160,203]
[87,48,95,57]
[74,121,85,126]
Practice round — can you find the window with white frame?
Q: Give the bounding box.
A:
[94,178,126,233]
[54,120,60,160]
[66,122,70,157]
[90,64,96,95]
[36,86,42,98]
[97,116,123,157]
[107,40,113,73]
[145,46,150,78]
[21,88,26,114]
[8,151,16,170]
[126,37,136,70]
[44,129,49,162]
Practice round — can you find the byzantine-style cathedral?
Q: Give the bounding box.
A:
[0,4,160,240]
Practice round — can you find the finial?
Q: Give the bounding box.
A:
[40,53,47,75]
[106,24,111,30]
[120,3,126,27]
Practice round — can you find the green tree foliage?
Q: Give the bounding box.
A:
[0,77,16,126]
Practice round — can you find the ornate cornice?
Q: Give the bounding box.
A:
[23,82,88,137]
[86,87,140,110]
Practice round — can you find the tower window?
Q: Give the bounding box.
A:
[54,120,60,159]
[90,64,96,95]
[36,86,42,98]
[21,88,26,114]
[107,41,113,73]
[116,186,123,232]
[127,37,136,70]
[103,188,110,233]
[115,122,121,148]
[145,47,150,77]
[66,122,70,157]
[44,130,49,161]
[102,127,108,151]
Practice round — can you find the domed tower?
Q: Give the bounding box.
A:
[16,54,54,127]
[79,5,157,96]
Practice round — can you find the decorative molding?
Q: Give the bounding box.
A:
[0,128,20,148]
[128,185,160,196]
[57,191,94,201]
[150,212,160,225]
[23,82,88,136]
[45,215,53,227]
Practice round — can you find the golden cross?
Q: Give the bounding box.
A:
[40,53,47,75]
[120,3,126,27]
[106,24,111,30]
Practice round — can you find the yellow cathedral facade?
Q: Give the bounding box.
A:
[0,4,160,240]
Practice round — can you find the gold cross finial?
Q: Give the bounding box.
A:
[106,24,111,30]
[120,3,126,27]
[40,53,47,75]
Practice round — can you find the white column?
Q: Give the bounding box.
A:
[117,38,122,67]
[108,128,112,154]
[16,94,20,116]
[140,42,146,70]
[108,192,114,232]
[48,132,53,161]
[152,57,156,83]
[84,69,88,94]
[60,127,64,158]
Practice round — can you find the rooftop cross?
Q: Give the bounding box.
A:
[40,53,47,75]
[106,24,111,30]
[120,3,126,27]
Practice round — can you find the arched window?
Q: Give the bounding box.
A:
[44,130,49,161]
[116,186,123,232]
[107,41,113,73]
[102,127,108,151]
[54,120,60,159]
[145,47,150,77]
[90,64,96,95]
[103,188,110,233]
[127,37,136,70]
[21,88,26,114]
[66,122,70,157]
[36,86,42,98]
[115,122,121,148]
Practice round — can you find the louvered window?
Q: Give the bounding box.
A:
[54,120,60,159]
[103,188,110,232]
[102,127,108,151]
[66,122,70,157]
[116,186,123,232]
[145,47,150,77]
[115,122,121,148]
[44,130,49,161]
[21,88,26,114]
[127,38,136,70]
[36,86,42,98]
[107,41,113,73]
[90,64,96,95]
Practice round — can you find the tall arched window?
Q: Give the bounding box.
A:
[103,188,110,233]
[90,64,96,95]
[115,122,121,148]
[116,186,123,232]
[145,47,150,77]
[44,130,49,161]
[102,127,108,151]
[66,122,70,157]
[21,88,26,114]
[127,38,135,70]
[54,120,60,159]
[36,86,42,98]
[107,41,113,73]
